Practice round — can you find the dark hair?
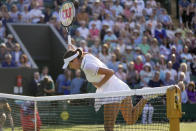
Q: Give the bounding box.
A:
[188,81,195,91]
[63,48,82,60]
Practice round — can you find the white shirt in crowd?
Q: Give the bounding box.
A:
[52,11,60,22]
[129,21,136,29]
[180,53,193,62]
[98,53,111,65]
[181,90,188,104]
[15,52,20,64]
[130,6,143,17]
[117,44,126,54]
[146,19,157,33]
[9,12,19,22]
[102,20,114,30]
[135,0,145,9]
[111,4,124,16]
[145,7,153,16]
[124,1,133,7]
[21,11,30,23]
[77,27,89,39]
[88,20,102,30]
[165,69,177,81]
[166,29,175,40]
[28,8,42,23]
[147,0,157,7]
[159,45,170,59]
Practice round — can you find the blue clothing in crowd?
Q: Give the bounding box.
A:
[63,80,71,95]
[178,0,190,8]
[56,74,66,94]
[70,78,84,94]
[107,61,120,72]
[1,61,17,67]
[154,29,167,43]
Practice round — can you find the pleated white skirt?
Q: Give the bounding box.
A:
[94,75,131,112]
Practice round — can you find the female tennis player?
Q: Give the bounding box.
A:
[63,48,151,131]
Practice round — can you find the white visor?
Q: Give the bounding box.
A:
[62,52,79,69]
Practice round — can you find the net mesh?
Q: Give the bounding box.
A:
[0,86,173,131]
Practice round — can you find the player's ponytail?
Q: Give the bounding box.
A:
[76,48,82,59]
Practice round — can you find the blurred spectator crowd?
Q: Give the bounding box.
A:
[0,33,31,68]
[55,0,196,105]
[0,0,196,105]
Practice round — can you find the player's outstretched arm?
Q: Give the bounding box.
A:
[68,44,77,51]
[5,103,14,131]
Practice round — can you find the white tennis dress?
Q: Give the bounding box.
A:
[81,54,131,111]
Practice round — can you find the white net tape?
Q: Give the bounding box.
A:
[0,85,173,101]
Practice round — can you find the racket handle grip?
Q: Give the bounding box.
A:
[68,35,71,45]
[67,35,76,50]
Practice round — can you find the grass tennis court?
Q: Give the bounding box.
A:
[4,122,196,131]
[180,122,196,131]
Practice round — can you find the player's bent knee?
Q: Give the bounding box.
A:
[2,113,6,120]
[0,113,6,127]
[126,120,136,125]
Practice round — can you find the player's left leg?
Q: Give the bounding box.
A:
[120,96,147,125]
[0,113,6,131]
[104,103,121,131]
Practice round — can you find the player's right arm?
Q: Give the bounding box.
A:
[68,44,76,51]
[92,67,114,88]
[83,63,114,88]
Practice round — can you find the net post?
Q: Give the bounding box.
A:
[34,101,37,131]
[166,85,182,131]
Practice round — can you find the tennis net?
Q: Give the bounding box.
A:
[0,85,181,131]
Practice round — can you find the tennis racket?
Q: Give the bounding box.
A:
[59,1,76,50]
